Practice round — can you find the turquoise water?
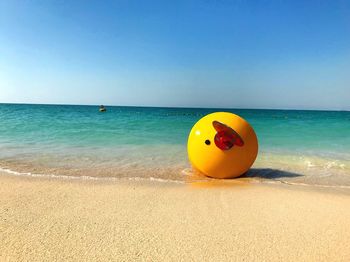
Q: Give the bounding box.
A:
[0,103,349,187]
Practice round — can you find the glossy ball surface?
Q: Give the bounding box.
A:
[187,112,258,178]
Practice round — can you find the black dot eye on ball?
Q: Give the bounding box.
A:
[205,139,211,145]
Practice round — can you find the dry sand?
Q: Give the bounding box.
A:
[0,174,350,262]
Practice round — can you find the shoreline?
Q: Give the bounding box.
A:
[1,166,350,194]
[1,147,349,190]
[1,174,350,261]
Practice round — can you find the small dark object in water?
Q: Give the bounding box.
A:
[99,105,106,112]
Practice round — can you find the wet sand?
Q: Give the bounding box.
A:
[1,174,350,261]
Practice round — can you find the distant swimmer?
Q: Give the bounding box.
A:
[99,105,106,112]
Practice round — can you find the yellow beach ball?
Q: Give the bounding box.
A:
[187,112,258,179]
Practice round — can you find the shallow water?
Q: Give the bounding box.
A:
[0,103,349,188]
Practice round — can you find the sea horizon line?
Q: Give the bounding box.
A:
[0,102,348,112]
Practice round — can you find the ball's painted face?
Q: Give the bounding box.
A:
[187,112,258,179]
[212,121,244,150]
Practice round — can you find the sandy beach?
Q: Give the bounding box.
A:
[0,173,349,261]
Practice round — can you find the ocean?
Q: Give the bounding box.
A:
[0,103,349,188]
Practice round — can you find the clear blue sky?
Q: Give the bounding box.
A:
[1,0,349,110]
